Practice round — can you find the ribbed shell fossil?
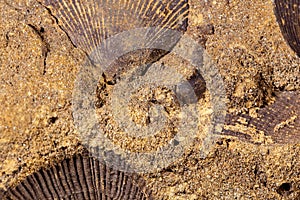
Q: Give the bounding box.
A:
[222,91,300,144]
[274,0,300,56]
[38,0,189,58]
[2,150,152,199]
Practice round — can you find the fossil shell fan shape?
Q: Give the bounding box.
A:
[39,0,189,57]
[3,151,152,199]
[257,91,300,144]
[274,0,300,56]
[222,91,300,144]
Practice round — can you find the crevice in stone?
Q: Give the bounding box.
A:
[37,1,77,48]
[4,32,9,47]
[27,24,50,75]
[36,1,97,66]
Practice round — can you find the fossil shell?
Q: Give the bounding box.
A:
[3,150,152,199]
[274,0,300,56]
[222,91,300,144]
[38,0,189,58]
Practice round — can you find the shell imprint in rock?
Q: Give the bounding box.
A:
[3,150,152,199]
[39,0,189,59]
[274,0,300,56]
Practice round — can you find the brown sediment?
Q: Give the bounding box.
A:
[1,0,300,199]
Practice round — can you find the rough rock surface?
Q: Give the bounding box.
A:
[0,0,299,199]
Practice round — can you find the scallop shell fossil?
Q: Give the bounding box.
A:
[274,0,300,56]
[2,150,152,199]
[38,0,189,61]
[222,91,300,144]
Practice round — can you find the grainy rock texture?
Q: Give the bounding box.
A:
[0,0,84,189]
[0,0,299,199]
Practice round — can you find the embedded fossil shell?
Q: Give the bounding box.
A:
[38,0,189,58]
[3,151,152,199]
[222,91,300,144]
[274,0,300,56]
